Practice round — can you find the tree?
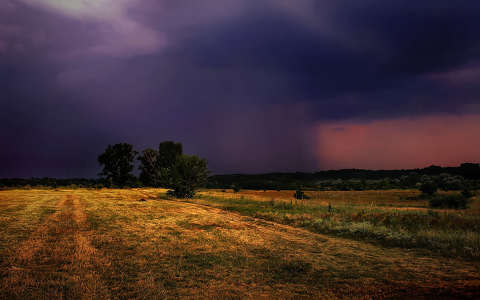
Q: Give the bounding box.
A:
[232,184,241,193]
[293,189,305,200]
[293,186,310,200]
[138,148,159,187]
[459,163,480,179]
[461,188,474,199]
[98,143,137,187]
[158,141,183,168]
[158,141,183,186]
[419,180,437,196]
[168,155,209,198]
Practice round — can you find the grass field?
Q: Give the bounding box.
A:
[0,188,479,299]
[196,189,480,260]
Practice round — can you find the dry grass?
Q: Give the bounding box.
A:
[201,189,428,208]
[0,188,479,299]
[196,189,480,259]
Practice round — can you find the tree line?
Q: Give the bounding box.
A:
[98,141,208,198]
[1,154,479,194]
[208,163,480,191]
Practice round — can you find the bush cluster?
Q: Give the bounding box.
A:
[428,194,469,209]
[293,188,310,200]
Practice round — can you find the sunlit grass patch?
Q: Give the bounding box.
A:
[193,190,480,259]
[0,188,479,299]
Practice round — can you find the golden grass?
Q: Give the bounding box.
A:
[200,189,426,208]
[0,188,479,299]
[201,189,480,213]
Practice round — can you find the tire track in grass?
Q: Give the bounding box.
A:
[1,195,68,298]
[1,194,113,299]
[4,196,67,266]
[0,191,59,269]
[70,194,112,299]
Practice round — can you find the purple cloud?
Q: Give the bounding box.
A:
[1,0,480,177]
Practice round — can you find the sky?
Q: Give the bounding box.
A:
[1,0,480,177]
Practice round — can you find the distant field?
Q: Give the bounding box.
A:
[201,189,427,207]
[0,189,479,299]
[197,189,480,259]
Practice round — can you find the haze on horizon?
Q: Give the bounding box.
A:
[1,0,480,178]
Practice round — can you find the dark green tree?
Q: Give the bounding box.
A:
[459,163,480,179]
[158,141,183,168]
[158,141,183,186]
[419,181,437,196]
[293,189,305,200]
[138,148,160,187]
[168,155,209,198]
[293,186,310,200]
[98,143,137,187]
[461,188,474,199]
[232,184,241,193]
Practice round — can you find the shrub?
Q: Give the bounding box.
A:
[293,189,304,199]
[420,181,437,195]
[461,189,474,199]
[429,194,468,209]
[168,155,209,198]
[232,184,241,193]
[293,188,310,200]
[166,189,177,198]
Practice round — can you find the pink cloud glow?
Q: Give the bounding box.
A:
[315,114,480,170]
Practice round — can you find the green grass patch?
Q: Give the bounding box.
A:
[191,194,480,259]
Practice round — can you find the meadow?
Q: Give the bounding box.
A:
[0,188,479,299]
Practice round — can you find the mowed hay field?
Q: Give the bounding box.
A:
[0,189,479,299]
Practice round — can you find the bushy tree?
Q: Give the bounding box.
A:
[158,141,183,168]
[168,155,209,198]
[98,143,137,187]
[429,194,468,209]
[461,188,474,199]
[459,163,480,179]
[438,173,464,190]
[232,184,241,193]
[138,148,160,187]
[158,141,183,186]
[419,180,437,196]
[137,141,184,187]
[293,187,310,200]
[293,189,305,199]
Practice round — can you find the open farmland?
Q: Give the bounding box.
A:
[0,188,479,299]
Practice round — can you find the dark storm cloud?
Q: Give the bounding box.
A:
[1,0,480,177]
[175,0,480,118]
[338,1,480,74]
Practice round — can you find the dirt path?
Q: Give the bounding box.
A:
[1,194,112,299]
